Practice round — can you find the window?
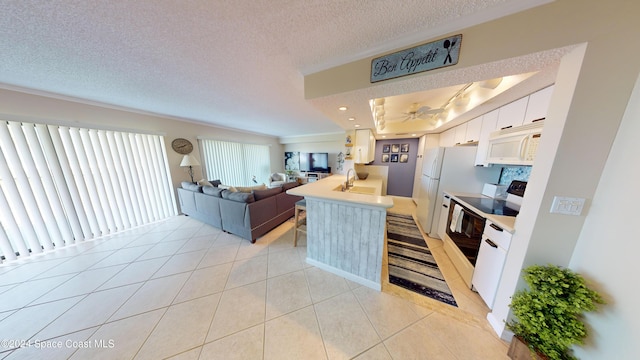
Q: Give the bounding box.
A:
[199,139,270,186]
[0,120,177,262]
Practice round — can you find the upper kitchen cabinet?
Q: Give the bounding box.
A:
[474,109,499,166]
[355,128,375,163]
[496,97,528,130]
[464,116,483,143]
[439,127,456,147]
[453,122,468,145]
[524,85,554,123]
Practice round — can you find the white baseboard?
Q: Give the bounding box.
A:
[306,258,381,291]
[486,312,514,341]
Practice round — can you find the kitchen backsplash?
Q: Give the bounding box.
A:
[498,166,531,185]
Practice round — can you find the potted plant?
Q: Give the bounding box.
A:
[507,264,604,360]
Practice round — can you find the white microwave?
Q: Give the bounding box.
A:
[486,121,544,166]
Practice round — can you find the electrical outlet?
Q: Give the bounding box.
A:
[550,196,585,216]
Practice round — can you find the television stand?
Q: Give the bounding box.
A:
[300,172,331,183]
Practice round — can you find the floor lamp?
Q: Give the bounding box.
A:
[180,154,200,184]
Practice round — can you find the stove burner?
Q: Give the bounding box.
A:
[455,196,520,216]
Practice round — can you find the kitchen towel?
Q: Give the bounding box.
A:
[449,204,464,233]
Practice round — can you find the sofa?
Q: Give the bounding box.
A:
[177,180,303,243]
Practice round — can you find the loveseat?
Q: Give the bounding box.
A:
[177,181,303,243]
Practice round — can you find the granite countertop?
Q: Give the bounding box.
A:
[287,174,394,209]
[445,191,517,233]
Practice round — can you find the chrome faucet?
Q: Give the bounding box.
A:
[345,168,356,189]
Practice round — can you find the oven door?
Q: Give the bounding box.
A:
[446,199,486,266]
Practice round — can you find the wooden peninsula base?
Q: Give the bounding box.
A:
[287,175,394,290]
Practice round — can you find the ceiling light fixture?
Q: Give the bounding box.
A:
[454,94,470,108]
[339,106,348,111]
[354,124,361,128]
[478,77,503,89]
[348,117,355,121]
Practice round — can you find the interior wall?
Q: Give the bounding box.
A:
[567,73,640,359]
[0,88,283,208]
[367,138,419,197]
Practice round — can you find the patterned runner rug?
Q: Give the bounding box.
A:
[386,213,457,307]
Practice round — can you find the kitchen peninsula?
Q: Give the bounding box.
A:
[287,175,394,290]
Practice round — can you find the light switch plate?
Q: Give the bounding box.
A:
[550,196,586,216]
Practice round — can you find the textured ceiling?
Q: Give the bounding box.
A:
[0,0,552,138]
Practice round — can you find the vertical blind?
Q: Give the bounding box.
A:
[0,120,177,263]
[200,139,270,187]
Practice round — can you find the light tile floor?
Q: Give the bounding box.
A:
[0,197,509,359]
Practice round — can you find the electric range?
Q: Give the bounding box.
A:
[455,180,527,217]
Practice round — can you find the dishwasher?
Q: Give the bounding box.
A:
[472,220,512,309]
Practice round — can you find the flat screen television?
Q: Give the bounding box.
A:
[299,152,329,173]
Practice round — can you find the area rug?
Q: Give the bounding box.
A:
[386,213,458,307]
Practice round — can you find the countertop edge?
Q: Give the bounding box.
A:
[287,175,394,209]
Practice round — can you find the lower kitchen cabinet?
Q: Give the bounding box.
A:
[471,220,512,309]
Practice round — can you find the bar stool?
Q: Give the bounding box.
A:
[293,199,306,247]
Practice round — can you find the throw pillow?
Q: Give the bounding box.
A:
[271,173,283,181]
[198,179,213,187]
[202,186,224,197]
[235,184,267,193]
[181,182,202,192]
[209,179,222,187]
[252,186,282,201]
[218,184,238,192]
[221,190,255,203]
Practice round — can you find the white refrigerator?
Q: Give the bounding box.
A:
[416,146,502,238]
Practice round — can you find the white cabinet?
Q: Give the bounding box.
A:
[472,221,512,309]
[453,123,467,145]
[474,109,499,166]
[355,129,375,163]
[439,127,456,147]
[524,85,554,123]
[437,193,452,239]
[464,117,483,143]
[496,97,528,130]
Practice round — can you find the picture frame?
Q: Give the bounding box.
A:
[391,144,400,153]
[401,143,409,153]
[400,154,409,163]
[390,154,399,162]
[381,154,389,163]
[382,144,390,153]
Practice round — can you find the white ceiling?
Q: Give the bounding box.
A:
[0,0,555,139]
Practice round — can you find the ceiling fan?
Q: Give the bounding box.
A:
[398,103,443,122]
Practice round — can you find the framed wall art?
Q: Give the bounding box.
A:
[382,144,390,153]
[390,154,399,162]
[400,154,409,163]
[391,144,400,153]
[381,154,389,162]
[401,143,409,152]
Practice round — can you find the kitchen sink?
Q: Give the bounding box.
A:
[333,185,377,195]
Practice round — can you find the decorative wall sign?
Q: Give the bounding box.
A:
[371,34,462,83]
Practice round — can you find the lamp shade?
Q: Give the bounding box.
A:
[180,154,200,167]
